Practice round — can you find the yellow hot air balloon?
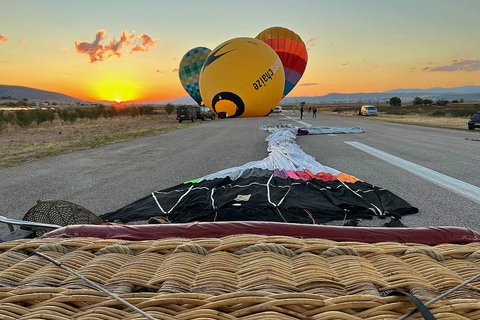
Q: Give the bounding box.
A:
[199,37,285,118]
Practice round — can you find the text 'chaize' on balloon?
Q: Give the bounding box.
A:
[199,37,285,118]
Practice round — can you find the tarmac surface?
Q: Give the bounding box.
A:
[1,112,479,236]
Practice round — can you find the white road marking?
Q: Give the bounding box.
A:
[281,114,311,127]
[345,141,480,205]
[327,134,337,137]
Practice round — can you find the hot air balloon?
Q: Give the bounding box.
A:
[199,37,285,118]
[256,27,308,98]
[178,47,211,105]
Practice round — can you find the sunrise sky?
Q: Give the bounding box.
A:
[1,0,479,102]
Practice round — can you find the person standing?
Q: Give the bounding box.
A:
[300,105,304,119]
[312,105,317,119]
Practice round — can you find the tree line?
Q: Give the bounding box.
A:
[389,96,460,107]
[0,105,157,133]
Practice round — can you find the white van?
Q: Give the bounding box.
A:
[273,106,282,113]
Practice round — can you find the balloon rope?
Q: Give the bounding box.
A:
[396,272,480,320]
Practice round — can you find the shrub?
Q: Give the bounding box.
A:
[75,108,87,120]
[58,110,70,123]
[428,107,477,117]
[15,110,33,128]
[165,103,175,115]
[85,106,103,120]
[67,110,78,124]
[0,110,6,133]
[4,113,15,125]
[32,110,49,125]
[16,100,27,107]
[430,110,446,117]
[389,97,401,106]
[448,107,478,117]
[102,107,117,118]
[128,106,140,117]
[413,97,424,105]
[138,105,155,115]
[386,109,407,115]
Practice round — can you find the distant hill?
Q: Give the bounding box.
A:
[385,85,480,95]
[3,84,479,106]
[0,85,84,102]
[280,85,480,105]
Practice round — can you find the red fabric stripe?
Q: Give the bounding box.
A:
[276,52,307,74]
[43,221,480,245]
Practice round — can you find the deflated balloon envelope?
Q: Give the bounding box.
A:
[256,26,308,98]
[199,37,285,118]
[178,47,212,105]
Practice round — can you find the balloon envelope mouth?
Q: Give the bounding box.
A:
[212,92,245,118]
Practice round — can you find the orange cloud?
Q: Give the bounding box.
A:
[130,33,158,53]
[306,37,319,50]
[59,47,70,52]
[119,30,135,45]
[172,68,179,72]
[0,35,9,42]
[75,29,157,63]
[20,39,26,45]
[106,30,136,57]
[75,29,107,62]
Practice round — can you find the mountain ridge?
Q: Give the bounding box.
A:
[0,85,84,102]
[2,84,479,105]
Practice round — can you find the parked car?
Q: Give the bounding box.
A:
[194,106,216,121]
[176,105,196,123]
[273,106,282,113]
[468,111,480,130]
[359,105,378,116]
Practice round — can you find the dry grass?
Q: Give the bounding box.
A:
[326,110,472,130]
[0,114,195,168]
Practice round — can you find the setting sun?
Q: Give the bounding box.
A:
[93,78,138,102]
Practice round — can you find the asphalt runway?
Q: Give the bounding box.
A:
[1,112,479,236]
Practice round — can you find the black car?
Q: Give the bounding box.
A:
[194,106,216,121]
[176,105,196,123]
[468,112,480,130]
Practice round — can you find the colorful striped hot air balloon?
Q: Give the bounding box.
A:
[256,27,308,98]
[178,47,211,105]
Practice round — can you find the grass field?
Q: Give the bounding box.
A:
[323,110,472,130]
[0,114,195,168]
[294,103,479,131]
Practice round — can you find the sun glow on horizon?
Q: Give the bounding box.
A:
[94,79,138,102]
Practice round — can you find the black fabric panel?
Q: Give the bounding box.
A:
[100,169,419,223]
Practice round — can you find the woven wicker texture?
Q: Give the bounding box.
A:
[22,200,103,236]
[0,235,479,319]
